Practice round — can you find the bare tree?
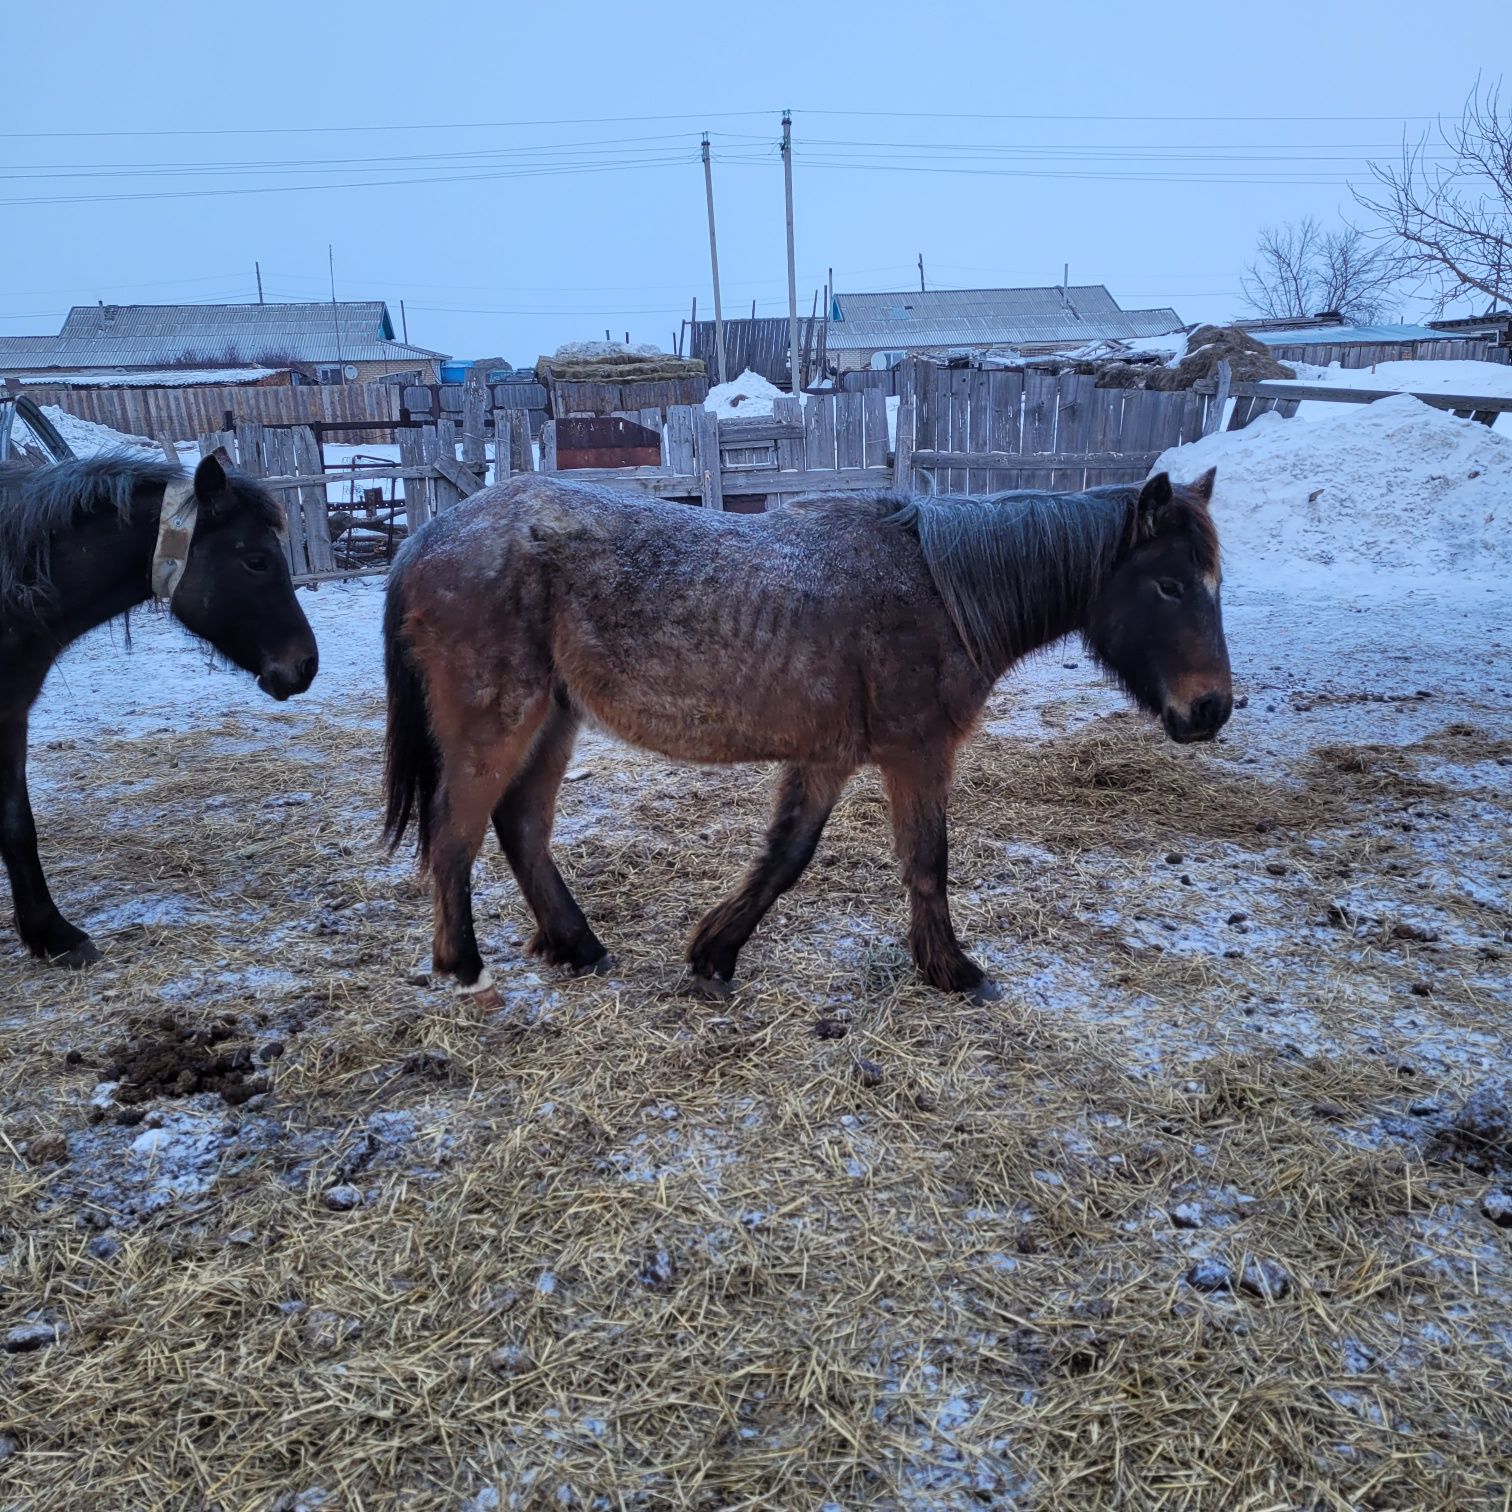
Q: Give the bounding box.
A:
[1355,79,1512,313]
[1241,216,1402,324]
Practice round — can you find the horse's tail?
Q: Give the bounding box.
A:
[383,566,440,865]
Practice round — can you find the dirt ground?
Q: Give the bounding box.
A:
[2,577,1510,1510]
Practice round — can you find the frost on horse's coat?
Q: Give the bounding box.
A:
[384,471,1231,999]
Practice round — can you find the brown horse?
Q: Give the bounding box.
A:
[384,469,1230,1000]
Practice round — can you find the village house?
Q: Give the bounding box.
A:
[0,300,447,387]
[824,284,1184,370]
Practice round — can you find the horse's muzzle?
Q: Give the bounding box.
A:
[258,651,319,701]
[1163,690,1232,744]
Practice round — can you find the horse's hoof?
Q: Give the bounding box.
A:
[51,938,102,970]
[572,953,616,979]
[456,969,502,1012]
[966,978,1004,1006]
[680,969,733,1002]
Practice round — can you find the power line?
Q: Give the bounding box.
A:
[0,111,780,141]
[0,153,697,208]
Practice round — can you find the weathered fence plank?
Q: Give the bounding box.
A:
[694,408,724,510]
[291,426,335,573]
[861,388,888,470]
[893,398,915,493]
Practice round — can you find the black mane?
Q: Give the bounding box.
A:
[885,485,1140,675]
[0,451,281,612]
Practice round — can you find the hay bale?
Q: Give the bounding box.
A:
[538,353,707,384]
[1096,325,1295,391]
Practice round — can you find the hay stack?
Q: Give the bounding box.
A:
[1099,324,1295,391]
[538,345,707,384]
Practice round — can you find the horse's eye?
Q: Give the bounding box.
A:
[244,553,270,574]
[1156,578,1183,600]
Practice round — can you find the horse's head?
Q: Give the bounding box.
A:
[1084,467,1232,743]
[170,455,319,701]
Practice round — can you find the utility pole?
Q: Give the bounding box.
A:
[255,261,264,304]
[781,110,800,393]
[328,245,344,373]
[700,134,728,385]
[918,253,926,293]
[400,299,409,344]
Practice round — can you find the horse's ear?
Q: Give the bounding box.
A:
[1188,466,1217,508]
[192,452,229,503]
[1133,472,1172,541]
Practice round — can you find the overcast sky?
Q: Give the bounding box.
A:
[2,1,1501,364]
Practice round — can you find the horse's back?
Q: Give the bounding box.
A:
[391,475,969,766]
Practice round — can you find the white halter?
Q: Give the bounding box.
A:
[149,476,199,602]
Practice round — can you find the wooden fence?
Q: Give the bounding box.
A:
[21,381,402,442]
[897,362,1216,494]
[687,315,823,387]
[190,355,1511,584]
[1262,337,1506,368]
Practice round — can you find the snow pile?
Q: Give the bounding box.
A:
[22,367,280,388]
[1064,330,1189,365]
[553,339,663,361]
[1155,394,1511,586]
[1280,358,1512,399]
[30,406,157,458]
[704,369,786,418]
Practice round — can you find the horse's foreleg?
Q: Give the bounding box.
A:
[880,755,989,997]
[491,700,607,974]
[430,709,548,993]
[0,716,98,968]
[687,762,850,987]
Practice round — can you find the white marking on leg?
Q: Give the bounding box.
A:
[457,968,495,996]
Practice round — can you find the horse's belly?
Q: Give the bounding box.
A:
[571,660,860,767]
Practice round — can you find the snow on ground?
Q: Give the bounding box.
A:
[1157,394,1511,589]
[1281,358,1512,398]
[704,369,787,418]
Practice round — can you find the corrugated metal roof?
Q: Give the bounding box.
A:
[827,285,1182,352]
[0,301,446,370]
[1249,322,1478,346]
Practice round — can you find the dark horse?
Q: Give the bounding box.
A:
[0,452,318,966]
[384,469,1230,999]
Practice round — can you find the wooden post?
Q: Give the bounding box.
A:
[781,110,800,395]
[1203,360,1232,438]
[291,425,335,572]
[509,409,535,474]
[461,383,487,480]
[540,420,557,472]
[701,135,728,386]
[893,398,915,493]
[237,420,267,478]
[492,410,511,483]
[694,408,724,510]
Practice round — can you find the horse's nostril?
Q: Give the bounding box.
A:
[297,655,318,685]
[1191,693,1226,730]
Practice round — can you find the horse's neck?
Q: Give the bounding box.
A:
[33,497,158,648]
[974,491,1130,678]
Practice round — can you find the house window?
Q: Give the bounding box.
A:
[316,364,344,385]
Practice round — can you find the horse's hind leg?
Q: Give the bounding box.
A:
[490,697,608,974]
[429,699,550,992]
[687,762,851,989]
[880,752,992,998]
